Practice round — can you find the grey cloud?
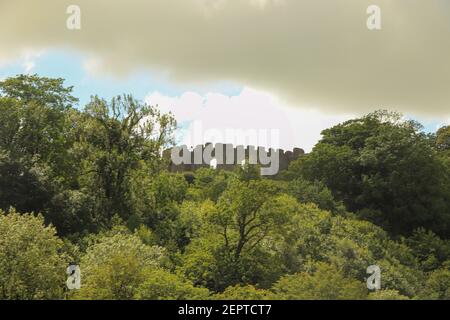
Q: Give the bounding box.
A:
[1,0,449,117]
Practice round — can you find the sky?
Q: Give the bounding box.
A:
[1,0,449,151]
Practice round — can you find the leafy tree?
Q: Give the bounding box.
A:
[418,267,450,300]
[72,95,176,226]
[0,151,53,214]
[0,76,79,219]
[403,228,450,272]
[287,178,347,215]
[210,181,294,288]
[272,263,367,300]
[271,202,424,297]
[436,125,450,151]
[0,209,68,299]
[187,168,231,202]
[0,76,77,173]
[375,259,424,297]
[213,179,289,262]
[214,285,277,300]
[0,74,78,109]
[234,161,261,182]
[140,172,188,248]
[289,110,450,236]
[274,203,334,274]
[180,180,298,291]
[175,200,216,250]
[73,228,166,300]
[45,189,96,237]
[178,234,220,288]
[135,269,210,300]
[1,76,449,301]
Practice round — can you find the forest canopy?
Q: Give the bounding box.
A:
[0,75,449,300]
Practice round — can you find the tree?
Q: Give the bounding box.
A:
[0,150,53,215]
[287,178,347,215]
[175,199,216,251]
[2,74,449,300]
[178,234,221,290]
[403,228,450,272]
[179,180,297,291]
[418,267,450,300]
[0,209,68,299]
[214,285,276,300]
[0,74,78,109]
[187,168,231,202]
[0,76,87,235]
[135,269,210,300]
[214,179,290,262]
[140,172,188,248]
[73,228,166,300]
[436,126,450,151]
[289,110,450,236]
[0,76,78,216]
[269,202,425,297]
[0,75,77,172]
[74,95,176,225]
[272,263,368,300]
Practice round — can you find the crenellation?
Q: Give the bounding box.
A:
[165,143,304,176]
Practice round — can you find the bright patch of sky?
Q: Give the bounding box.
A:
[0,50,242,107]
[0,50,446,152]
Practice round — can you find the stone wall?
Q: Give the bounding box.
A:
[164,143,304,175]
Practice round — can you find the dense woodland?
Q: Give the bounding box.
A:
[0,75,449,300]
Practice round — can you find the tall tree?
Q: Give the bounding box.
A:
[0,75,78,215]
[289,110,450,236]
[76,95,176,224]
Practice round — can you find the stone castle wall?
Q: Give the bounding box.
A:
[164,143,304,174]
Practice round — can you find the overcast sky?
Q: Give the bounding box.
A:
[1,0,449,151]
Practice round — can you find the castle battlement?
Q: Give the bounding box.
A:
[164,143,304,175]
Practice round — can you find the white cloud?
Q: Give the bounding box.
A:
[146,87,352,152]
[82,57,104,77]
[20,50,44,74]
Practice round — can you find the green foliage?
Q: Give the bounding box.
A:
[287,178,347,215]
[436,126,450,151]
[187,168,231,202]
[0,77,448,300]
[368,289,409,300]
[213,179,291,261]
[135,269,210,300]
[418,267,450,300]
[75,95,176,226]
[176,200,216,250]
[178,234,222,289]
[0,74,78,109]
[403,228,450,272]
[191,179,294,290]
[214,285,277,300]
[272,263,368,300]
[73,228,166,299]
[0,76,77,218]
[289,110,450,236]
[0,209,69,299]
[142,172,188,248]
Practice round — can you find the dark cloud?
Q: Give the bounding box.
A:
[1,0,449,117]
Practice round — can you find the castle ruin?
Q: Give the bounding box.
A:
[164,143,304,176]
